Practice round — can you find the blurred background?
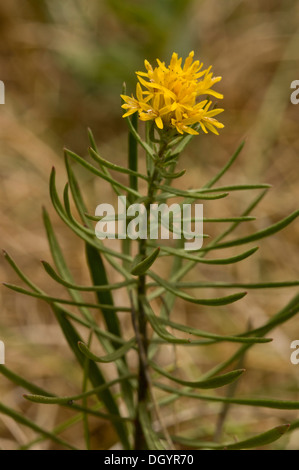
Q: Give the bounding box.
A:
[0,0,298,450]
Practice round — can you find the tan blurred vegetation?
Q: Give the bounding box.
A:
[0,0,298,450]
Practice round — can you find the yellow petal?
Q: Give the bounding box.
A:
[155,116,164,129]
[122,109,138,118]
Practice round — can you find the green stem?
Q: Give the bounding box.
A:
[133,139,169,450]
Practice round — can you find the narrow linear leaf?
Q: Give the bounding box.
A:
[42,261,135,292]
[156,245,259,265]
[202,216,256,223]
[173,280,299,289]
[170,424,289,450]
[65,148,142,199]
[64,154,92,228]
[170,130,198,158]
[171,296,299,381]
[159,318,272,344]
[204,141,245,189]
[125,116,156,159]
[5,213,130,447]
[155,183,270,196]
[23,374,136,405]
[0,365,54,397]
[131,248,160,276]
[152,189,229,202]
[86,243,136,413]
[89,147,147,182]
[88,128,123,198]
[155,382,299,410]
[151,363,245,389]
[86,244,121,337]
[0,365,132,423]
[0,402,77,450]
[128,112,138,199]
[51,304,131,448]
[78,339,136,363]
[143,300,191,344]
[149,272,247,306]
[2,250,41,293]
[3,283,130,311]
[49,168,131,262]
[158,168,186,179]
[202,210,299,252]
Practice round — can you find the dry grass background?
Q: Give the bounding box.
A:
[0,0,298,449]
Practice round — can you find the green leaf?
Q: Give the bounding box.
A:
[49,168,131,262]
[158,318,272,344]
[2,250,41,293]
[143,300,191,344]
[202,210,299,252]
[42,207,131,344]
[88,128,123,198]
[4,230,130,448]
[198,295,299,380]
[170,424,289,449]
[131,247,160,276]
[128,112,139,202]
[51,304,131,448]
[3,283,130,311]
[125,115,156,159]
[155,382,299,410]
[0,366,132,423]
[173,280,299,289]
[0,365,54,397]
[152,186,229,201]
[78,338,136,363]
[158,168,186,179]
[148,272,247,306]
[170,131,198,158]
[202,184,271,193]
[156,245,259,265]
[0,402,77,450]
[151,363,245,389]
[42,261,135,291]
[155,183,270,196]
[201,216,256,223]
[65,148,142,199]
[88,128,98,153]
[57,309,127,346]
[64,153,92,228]
[85,244,135,414]
[23,374,136,406]
[88,147,147,182]
[86,243,122,338]
[241,296,299,338]
[204,141,245,189]
[59,172,132,281]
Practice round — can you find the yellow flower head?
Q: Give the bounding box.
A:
[121,51,224,136]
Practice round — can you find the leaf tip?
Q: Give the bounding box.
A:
[278,424,290,435]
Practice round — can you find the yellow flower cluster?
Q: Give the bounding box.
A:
[121,51,224,136]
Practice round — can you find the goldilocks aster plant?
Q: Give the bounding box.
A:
[1,51,299,450]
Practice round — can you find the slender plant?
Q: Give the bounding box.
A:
[1,51,299,450]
